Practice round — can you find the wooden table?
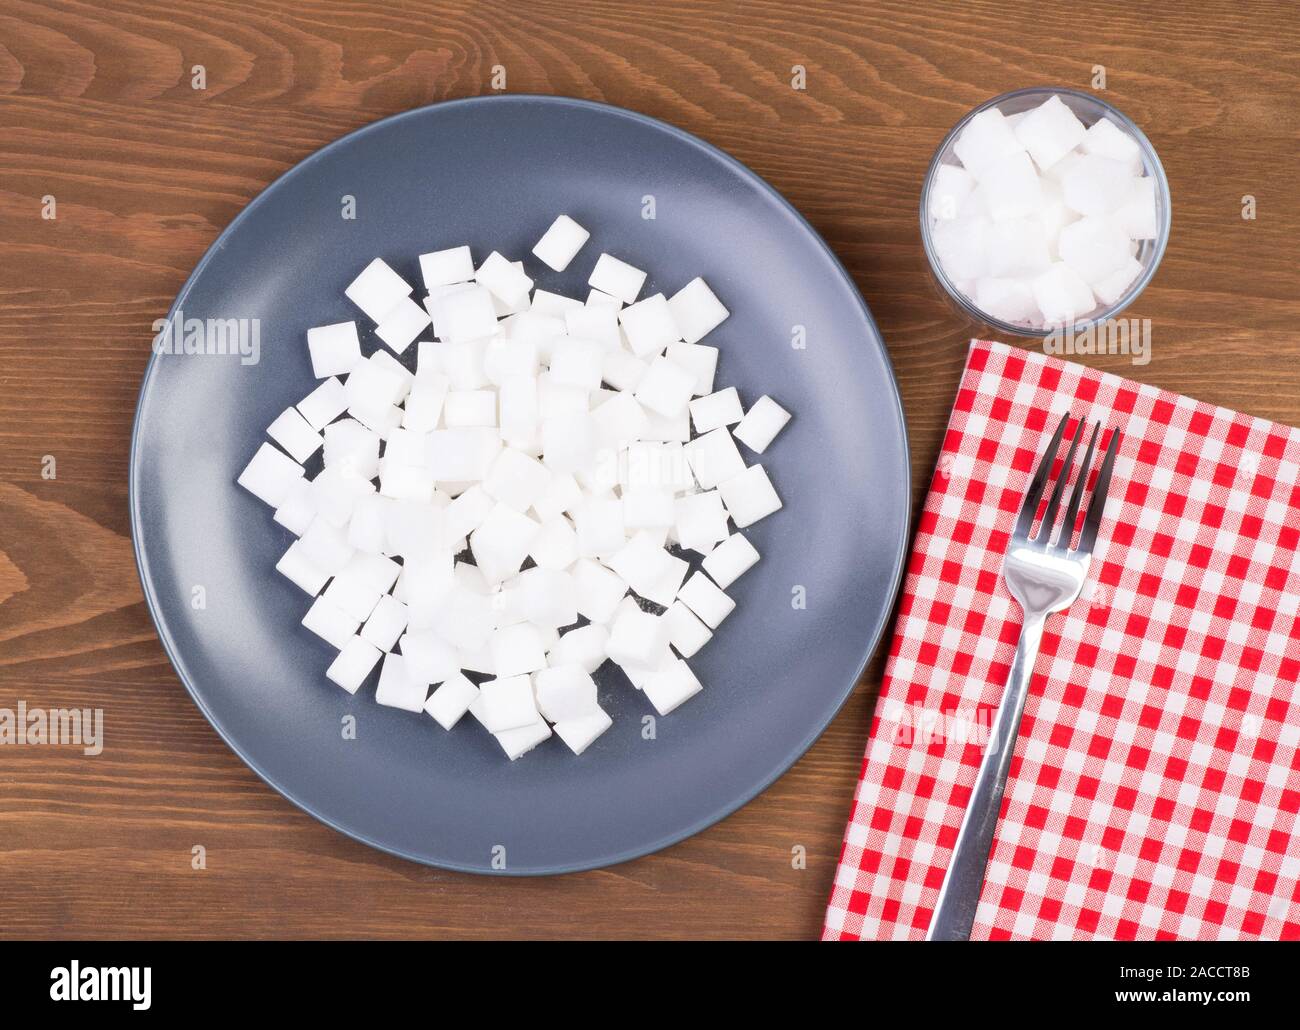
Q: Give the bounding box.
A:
[1,1,1296,940]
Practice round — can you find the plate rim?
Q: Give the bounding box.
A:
[128,93,913,875]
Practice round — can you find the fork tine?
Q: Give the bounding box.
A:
[1076,426,1122,556]
[1036,416,1085,545]
[1015,411,1070,540]
[1054,421,1099,550]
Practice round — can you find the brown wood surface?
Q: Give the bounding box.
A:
[1,0,1297,940]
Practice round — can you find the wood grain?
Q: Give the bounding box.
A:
[0,0,1297,940]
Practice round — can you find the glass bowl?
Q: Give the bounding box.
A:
[920,86,1171,338]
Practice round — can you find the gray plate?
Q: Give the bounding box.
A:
[129,95,910,874]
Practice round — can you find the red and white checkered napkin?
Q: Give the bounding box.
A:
[824,340,1300,941]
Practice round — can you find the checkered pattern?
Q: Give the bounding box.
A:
[824,340,1300,941]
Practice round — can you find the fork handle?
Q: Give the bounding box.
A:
[925,614,1045,941]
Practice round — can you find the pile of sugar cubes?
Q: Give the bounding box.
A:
[928,94,1159,327]
[237,214,792,760]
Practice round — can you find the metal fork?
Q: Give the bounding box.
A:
[925,411,1121,941]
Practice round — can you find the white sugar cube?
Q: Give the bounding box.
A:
[423,673,480,730]
[586,288,622,311]
[382,426,427,468]
[444,483,496,539]
[494,719,552,760]
[470,503,541,584]
[635,355,696,418]
[665,343,718,396]
[1013,95,1087,171]
[399,628,458,685]
[311,463,374,526]
[482,447,551,513]
[375,296,431,354]
[443,389,497,427]
[622,487,675,530]
[297,376,348,430]
[549,338,606,391]
[345,357,405,422]
[1031,262,1097,325]
[606,532,684,603]
[431,585,495,652]
[323,568,383,623]
[306,321,362,379]
[952,108,1025,180]
[601,349,648,394]
[1039,175,1081,256]
[361,593,409,651]
[426,427,502,483]
[534,664,599,722]
[1081,117,1141,174]
[541,413,596,475]
[928,163,975,221]
[476,251,534,307]
[238,442,304,507]
[973,277,1040,324]
[324,420,380,478]
[530,289,583,318]
[1115,176,1158,240]
[974,151,1043,221]
[689,387,743,433]
[685,427,745,489]
[588,253,647,304]
[346,258,412,322]
[574,497,626,557]
[732,395,791,453]
[565,305,620,348]
[346,494,388,554]
[549,624,608,674]
[263,405,322,462]
[666,277,728,344]
[663,601,712,658]
[987,217,1051,278]
[619,294,682,356]
[1093,255,1144,306]
[531,471,582,522]
[718,463,782,527]
[419,245,475,289]
[591,392,650,454]
[553,708,612,756]
[302,595,360,649]
[506,567,578,628]
[375,349,421,395]
[375,654,427,712]
[677,572,735,629]
[528,514,578,570]
[326,637,382,694]
[276,541,329,595]
[701,533,760,588]
[642,658,702,715]
[436,284,498,342]
[606,605,670,669]
[273,479,317,536]
[674,490,729,553]
[1062,154,1134,216]
[572,557,628,623]
[478,673,541,731]
[931,214,991,281]
[1058,215,1132,285]
[532,215,590,272]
